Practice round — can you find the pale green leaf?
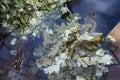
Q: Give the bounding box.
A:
[6,14,10,20]
[10,38,17,45]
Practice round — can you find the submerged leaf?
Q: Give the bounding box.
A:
[10,50,17,55]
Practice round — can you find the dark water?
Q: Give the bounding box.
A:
[72,0,120,36]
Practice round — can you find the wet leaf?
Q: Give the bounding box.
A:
[6,14,10,20]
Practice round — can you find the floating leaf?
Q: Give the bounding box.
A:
[76,76,85,80]
[12,10,16,16]
[20,17,26,24]
[107,35,116,42]
[3,0,10,3]
[41,58,53,67]
[24,28,32,34]
[45,28,53,34]
[2,5,7,12]
[32,29,39,37]
[61,7,68,14]
[44,64,60,74]
[10,38,17,45]
[29,18,38,26]
[6,14,10,20]
[95,48,105,56]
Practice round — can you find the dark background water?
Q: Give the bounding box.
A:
[72,0,120,36]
